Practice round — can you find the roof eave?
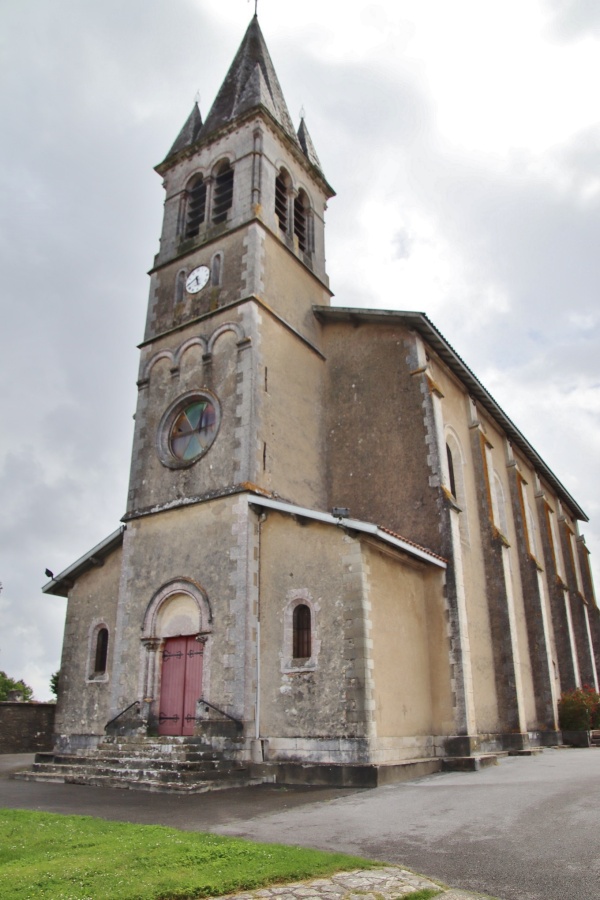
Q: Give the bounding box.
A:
[43,526,126,598]
[248,495,446,568]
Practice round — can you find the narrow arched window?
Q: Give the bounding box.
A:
[94,627,109,675]
[211,253,222,287]
[446,443,457,498]
[275,169,290,234]
[185,175,207,238]
[175,270,186,304]
[212,162,234,224]
[293,604,311,659]
[294,190,308,252]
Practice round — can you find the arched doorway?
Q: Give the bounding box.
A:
[141,580,212,737]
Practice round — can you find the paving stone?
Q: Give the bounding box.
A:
[211,866,501,900]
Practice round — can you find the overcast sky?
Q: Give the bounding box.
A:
[1,0,599,700]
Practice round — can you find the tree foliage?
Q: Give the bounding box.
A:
[0,671,34,702]
[50,670,60,698]
[558,685,600,731]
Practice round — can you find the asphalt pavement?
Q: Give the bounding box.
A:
[2,748,599,900]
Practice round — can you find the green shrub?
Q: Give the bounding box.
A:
[558,685,600,731]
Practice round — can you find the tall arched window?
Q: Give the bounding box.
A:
[294,190,308,252]
[185,175,207,238]
[212,162,234,224]
[275,168,290,234]
[94,627,109,675]
[446,443,457,498]
[493,471,509,536]
[445,430,470,545]
[293,603,311,659]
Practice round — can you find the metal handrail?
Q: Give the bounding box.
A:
[105,700,140,730]
[197,697,242,725]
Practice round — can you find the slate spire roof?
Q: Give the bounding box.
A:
[201,15,297,143]
[297,116,322,170]
[166,102,203,159]
[162,16,325,177]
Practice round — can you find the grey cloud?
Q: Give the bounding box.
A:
[544,0,600,40]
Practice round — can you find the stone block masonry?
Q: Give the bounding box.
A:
[0,702,55,753]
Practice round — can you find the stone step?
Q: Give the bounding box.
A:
[95,741,216,753]
[26,761,247,782]
[102,735,208,745]
[15,769,257,794]
[508,748,544,756]
[66,754,224,769]
[442,754,498,772]
[69,748,222,762]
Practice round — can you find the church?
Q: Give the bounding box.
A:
[40,16,600,789]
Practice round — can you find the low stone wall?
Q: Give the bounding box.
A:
[0,702,56,753]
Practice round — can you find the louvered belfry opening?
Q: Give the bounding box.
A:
[185,175,207,238]
[292,603,311,659]
[275,169,289,233]
[212,162,234,224]
[294,189,308,252]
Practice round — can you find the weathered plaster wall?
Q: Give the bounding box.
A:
[258,513,370,751]
[366,544,452,742]
[322,322,443,552]
[428,359,501,733]
[147,230,247,338]
[255,310,327,509]
[110,496,257,729]
[54,546,122,741]
[259,228,330,343]
[127,306,253,515]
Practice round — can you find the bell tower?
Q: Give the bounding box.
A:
[102,15,336,735]
[145,15,333,343]
[125,15,335,519]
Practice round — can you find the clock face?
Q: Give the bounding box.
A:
[185,265,210,294]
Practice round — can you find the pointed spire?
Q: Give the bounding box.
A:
[200,16,299,145]
[297,116,322,171]
[166,103,203,159]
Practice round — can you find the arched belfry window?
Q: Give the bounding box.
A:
[185,175,207,238]
[293,603,312,659]
[212,161,234,224]
[275,168,290,234]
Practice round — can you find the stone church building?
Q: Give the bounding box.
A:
[42,16,600,787]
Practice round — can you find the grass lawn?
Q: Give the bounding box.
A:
[0,808,381,900]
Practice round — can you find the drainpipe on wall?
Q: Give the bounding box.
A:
[251,510,267,762]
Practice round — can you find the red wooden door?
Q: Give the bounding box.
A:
[158,636,203,736]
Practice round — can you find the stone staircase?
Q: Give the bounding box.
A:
[13,735,260,793]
